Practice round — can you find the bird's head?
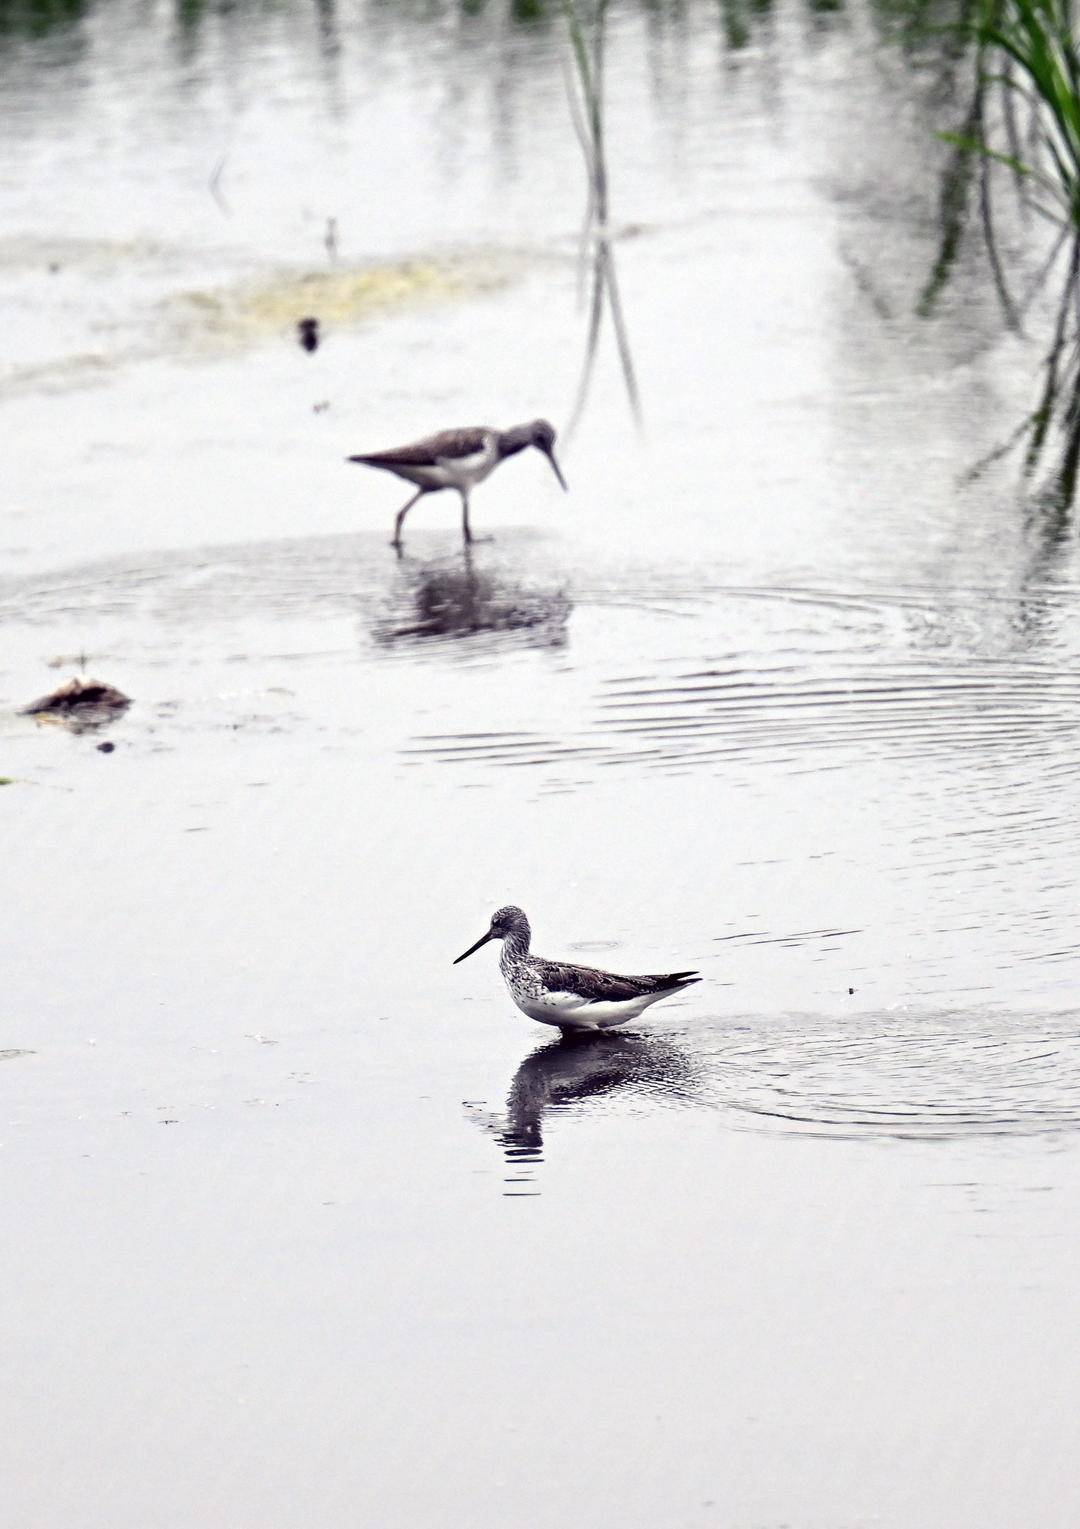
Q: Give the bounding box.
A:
[528,420,568,491]
[453,905,531,964]
[502,420,568,491]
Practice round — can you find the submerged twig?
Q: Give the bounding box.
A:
[567,243,606,434]
[958,407,1044,484]
[1016,219,1069,317]
[1025,233,1079,475]
[208,152,231,217]
[919,81,985,317]
[599,240,642,425]
[562,0,643,441]
[562,55,598,307]
[1000,57,1030,210]
[979,152,1025,332]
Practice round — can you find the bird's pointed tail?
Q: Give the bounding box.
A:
[660,971,701,990]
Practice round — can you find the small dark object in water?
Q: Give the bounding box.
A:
[298,316,320,353]
[23,677,131,732]
[97,741,115,754]
[23,677,130,715]
[313,400,330,413]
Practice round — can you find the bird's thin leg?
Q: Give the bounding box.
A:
[460,490,492,544]
[392,488,425,550]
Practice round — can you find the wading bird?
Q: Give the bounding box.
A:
[346,419,567,549]
[454,905,700,1033]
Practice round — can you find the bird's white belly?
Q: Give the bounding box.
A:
[390,463,453,490]
[511,989,649,1031]
[436,444,499,492]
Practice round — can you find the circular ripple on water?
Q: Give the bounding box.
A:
[686,1010,1080,1140]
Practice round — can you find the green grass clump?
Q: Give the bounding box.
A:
[974,0,1080,225]
[932,0,1080,504]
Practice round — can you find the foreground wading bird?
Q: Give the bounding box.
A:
[346,420,567,549]
[454,905,700,1032]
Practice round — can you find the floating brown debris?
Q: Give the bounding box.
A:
[22,677,131,732]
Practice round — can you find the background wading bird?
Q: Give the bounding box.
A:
[454,905,700,1033]
[346,419,567,549]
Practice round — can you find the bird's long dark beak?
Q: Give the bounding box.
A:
[545,448,568,492]
[453,929,494,965]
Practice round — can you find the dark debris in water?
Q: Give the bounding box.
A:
[22,676,131,732]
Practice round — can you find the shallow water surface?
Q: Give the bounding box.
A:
[3,2,1080,1526]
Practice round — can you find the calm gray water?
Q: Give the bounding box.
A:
[3,2,1080,1525]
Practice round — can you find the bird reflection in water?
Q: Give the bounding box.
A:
[467,1031,697,1195]
[372,546,570,649]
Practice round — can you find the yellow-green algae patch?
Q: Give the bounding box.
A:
[173,256,513,351]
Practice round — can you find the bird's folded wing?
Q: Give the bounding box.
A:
[535,960,646,1004]
[367,427,489,467]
